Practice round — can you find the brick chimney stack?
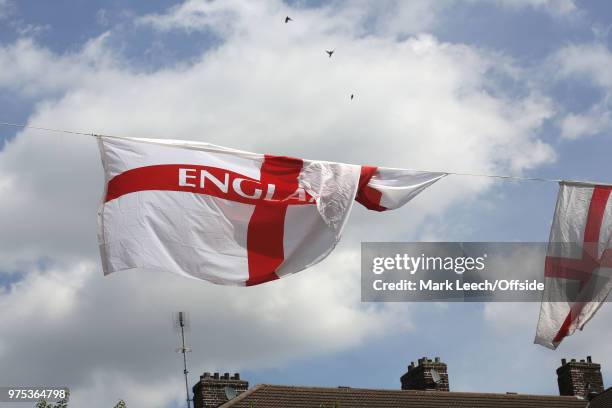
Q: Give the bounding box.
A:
[193,372,248,408]
[557,356,604,398]
[401,357,449,392]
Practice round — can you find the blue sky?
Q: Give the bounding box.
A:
[1,1,612,407]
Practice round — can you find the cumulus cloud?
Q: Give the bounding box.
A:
[553,43,612,139]
[0,0,565,406]
[0,8,557,259]
[137,0,244,35]
[489,0,577,15]
[0,251,406,407]
[0,34,116,97]
[137,0,456,38]
[554,43,612,88]
[560,104,612,140]
[137,0,580,40]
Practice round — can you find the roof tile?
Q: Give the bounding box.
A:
[219,385,588,408]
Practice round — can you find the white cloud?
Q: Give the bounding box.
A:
[553,43,612,139]
[560,104,612,140]
[329,0,449,38]
[555,43,612,88]
[137,0,452,38]
[0,0,13,19]
[0,20,556,259]
[137,0,243,36]
[0,251,407,408]
[0,34,116,97]
[0,0,563,406]
[489,0,577,15]
[0,1,52,41]
[136,0,580,40]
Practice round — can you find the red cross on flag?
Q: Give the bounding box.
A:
[97,136,445,286]
[535,182,612,349]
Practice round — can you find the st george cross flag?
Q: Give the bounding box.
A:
[535,181,612,349]
[97,136,445,286]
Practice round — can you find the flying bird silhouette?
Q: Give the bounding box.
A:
[350,94,354,100]
[285,16,292,23]
[325,49,334,58]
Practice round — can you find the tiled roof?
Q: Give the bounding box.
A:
[589,387,612,408]
[219,384,588,408]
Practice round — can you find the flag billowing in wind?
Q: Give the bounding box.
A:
[535,181,612,349]
[97,136,445,286]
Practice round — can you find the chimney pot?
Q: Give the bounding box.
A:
[193,372,249,408]
[557,356,604,397]
[401,356,449,392]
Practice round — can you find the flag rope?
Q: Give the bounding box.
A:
[1,121,607,186]
[0,121,98,137]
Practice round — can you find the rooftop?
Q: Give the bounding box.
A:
[218,384,589,408]
[589,387,612,408]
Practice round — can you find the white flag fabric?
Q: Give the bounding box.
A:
[535,181,612,349]
[356,166,447,211]
[97,136,445,286]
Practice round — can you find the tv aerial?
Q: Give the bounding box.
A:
[174,312,192,408]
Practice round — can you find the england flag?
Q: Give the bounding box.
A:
[535,181,612,349]
[97,136,445,286]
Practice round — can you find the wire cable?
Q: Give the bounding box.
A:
[0,121,605,186]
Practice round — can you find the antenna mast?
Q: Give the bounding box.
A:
[174,312,192,408]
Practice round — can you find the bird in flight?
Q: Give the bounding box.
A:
[325,49,334,58]
[285,16,292,23]
[350,94,354,100]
